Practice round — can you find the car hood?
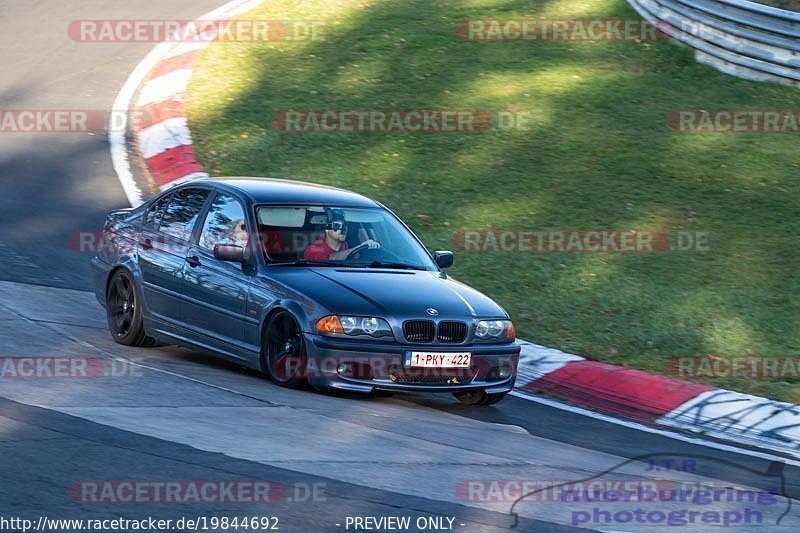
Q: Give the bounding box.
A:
[268,267,508,319]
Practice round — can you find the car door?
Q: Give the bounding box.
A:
[137,192,175,321]
[137,187,210,326]
[180,191,255,358]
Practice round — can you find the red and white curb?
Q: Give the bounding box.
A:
[515,342,800,458]
[136,42,207,189]
[109,0,263,206]
[111,0,800,462]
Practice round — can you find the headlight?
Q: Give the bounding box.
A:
[361,317,381,335]
[340,316,359,334]
[316,315,393,338]
[475,319,515,340]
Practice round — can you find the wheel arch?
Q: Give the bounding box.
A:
[104,262,146,317]
[258,304,306,371]
[105,265,132,298]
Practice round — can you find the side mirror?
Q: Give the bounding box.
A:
[214,244,245,263]
[434,250,454,269]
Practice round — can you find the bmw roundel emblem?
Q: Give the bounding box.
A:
[426,308,439,316]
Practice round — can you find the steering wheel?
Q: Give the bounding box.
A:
[344,245,406,263]
[343,242,375,260]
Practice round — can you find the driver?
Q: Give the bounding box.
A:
[304,208,379,260]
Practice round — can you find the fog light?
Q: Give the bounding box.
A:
[337,361,373,379]
[487,364,513,381]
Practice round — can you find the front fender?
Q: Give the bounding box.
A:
[260,299,314,335]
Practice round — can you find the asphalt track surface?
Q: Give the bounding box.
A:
[1,2,799,532]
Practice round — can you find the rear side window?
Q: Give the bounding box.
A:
[200,193,248,250]
[159,188,210,241]
[143,194,171,229]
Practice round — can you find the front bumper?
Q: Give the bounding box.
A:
[303,333,520,394]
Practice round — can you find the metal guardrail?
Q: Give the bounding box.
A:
[627,0,800,86]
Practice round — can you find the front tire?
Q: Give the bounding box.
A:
[262,311,309,389]
[453,389,508,405]
[106,270,155,347]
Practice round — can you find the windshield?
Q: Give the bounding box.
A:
[255,205,437,269]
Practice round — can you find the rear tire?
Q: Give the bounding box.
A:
[106,270,155,347]
[262,311,309,389]
[453,389,507,405]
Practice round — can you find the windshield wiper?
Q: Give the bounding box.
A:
[268,259,341,267]
[269,259,427,270]
[365,261,427,271]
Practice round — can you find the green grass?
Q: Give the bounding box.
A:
[754,0,800,11]
[186,0,800,402]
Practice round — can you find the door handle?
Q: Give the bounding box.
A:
[140,238,153,250]
[186,255,202,268]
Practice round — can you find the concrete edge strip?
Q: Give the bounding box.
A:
[113,0,800,461]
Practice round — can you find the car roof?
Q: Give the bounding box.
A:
[186,177,381,208]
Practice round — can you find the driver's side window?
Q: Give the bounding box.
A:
[199,193,248,251]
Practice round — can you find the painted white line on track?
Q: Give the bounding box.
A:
[509,390,800,467]
[50,325,800,471]
[36,289,800,470]
[160,42,210,61]
[109,41,172,207]
[10,276,800,471]
[108,0,264,208]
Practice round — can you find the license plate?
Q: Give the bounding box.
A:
[405,351,472,368]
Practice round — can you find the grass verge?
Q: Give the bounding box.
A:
[755,0,800,11]
[186,0,800,402]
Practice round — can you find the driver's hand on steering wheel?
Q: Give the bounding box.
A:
[329,239,381,260]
